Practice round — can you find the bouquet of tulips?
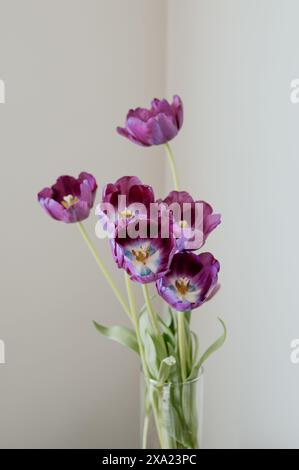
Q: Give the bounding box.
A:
[37,96,226,449]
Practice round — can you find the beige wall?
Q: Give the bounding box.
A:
[167,0,299,448]
[1,0,299,449]
[0,0,165,448]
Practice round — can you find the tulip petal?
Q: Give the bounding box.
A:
[156,252,220,311]
[117,95,184,146]
[39,197,66,222]
[116,126,149,146]
[37,172,97,223]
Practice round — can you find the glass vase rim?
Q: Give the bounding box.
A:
[142,367,204,387]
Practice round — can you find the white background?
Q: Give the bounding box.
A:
[0,0,299,448]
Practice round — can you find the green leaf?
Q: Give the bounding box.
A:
[183,316,193,374]
[158,317,175,350]
[191,331,200,363]
[143,329,159,378]
[171,307,178,336]
[93,321,139,355]
[189,317,227,379]
[158,356,176,384]
[163,307,173,328]
[139,302,168,361]
[150,331,168,367]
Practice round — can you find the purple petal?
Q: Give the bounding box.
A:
[115,176,143,194]
[38,171,97,223]
[114,218,176,284]
[204,213,221,237]
[128,184,155,207]
[145,117,167,145]
[156,252,220,311]
[117,96,184,146]
[51,175,80,201]
[128,107,153,121]
[172,95,183,129]
[163,190,194,206]
[64,201,91,223]
[39,197,66,222]
[150,98,174,117]
[38,187,53,200]
[79,172,97,193]
[156,113,178,141]
[126,117,153,146]
[116,126,149,147]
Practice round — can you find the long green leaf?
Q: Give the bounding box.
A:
[189,317,227,379]
[191,331,200,363]
[163,307,173,328]
[143,329,159,378]
[93,321,139,355]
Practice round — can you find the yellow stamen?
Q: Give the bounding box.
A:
[132,246,150,264]
[119,208,133,219]
[178,220,188,229]
[61,194,79,209]
[175,277,190,297]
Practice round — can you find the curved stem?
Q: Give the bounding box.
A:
[164,142,180,191]
[125,274,165,448]
[177,312,187,382]
[142,284,161,337]
[77,222,131,318]
[124,273,149,377]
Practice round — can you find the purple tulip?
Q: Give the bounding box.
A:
[117,96,183,146]
[38,172,97,223]
[96,176,155,230]
[160,191,221,251]
[114,218,176,284]
[156,252,220,311]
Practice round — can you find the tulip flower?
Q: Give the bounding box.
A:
[117,96,183,146]
[97,176,155,231]
[160,191,221,251]
[38,172,97,223]
[114,218,176,284]
[156,252,220,311]
[37,93,226,451]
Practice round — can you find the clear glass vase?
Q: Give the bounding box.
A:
[140,371,203,449]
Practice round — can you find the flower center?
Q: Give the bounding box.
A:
[175,277,190,296]
[61,194,79,209]
[178,219,188,228]
[119,208,133,219]
[132,246,150,264]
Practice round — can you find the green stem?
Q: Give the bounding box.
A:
[77,222,131,319]
[142,284,161,337]
[124,273,149,377]
[164,142,180,191]
[177,312,187,382]
[142,412,150,449]
[152,391,166,448]
[124,275,165,448]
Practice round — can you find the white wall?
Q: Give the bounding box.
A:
[0,0,165,448]
[167,0,299,448]
[1,0,299,449]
